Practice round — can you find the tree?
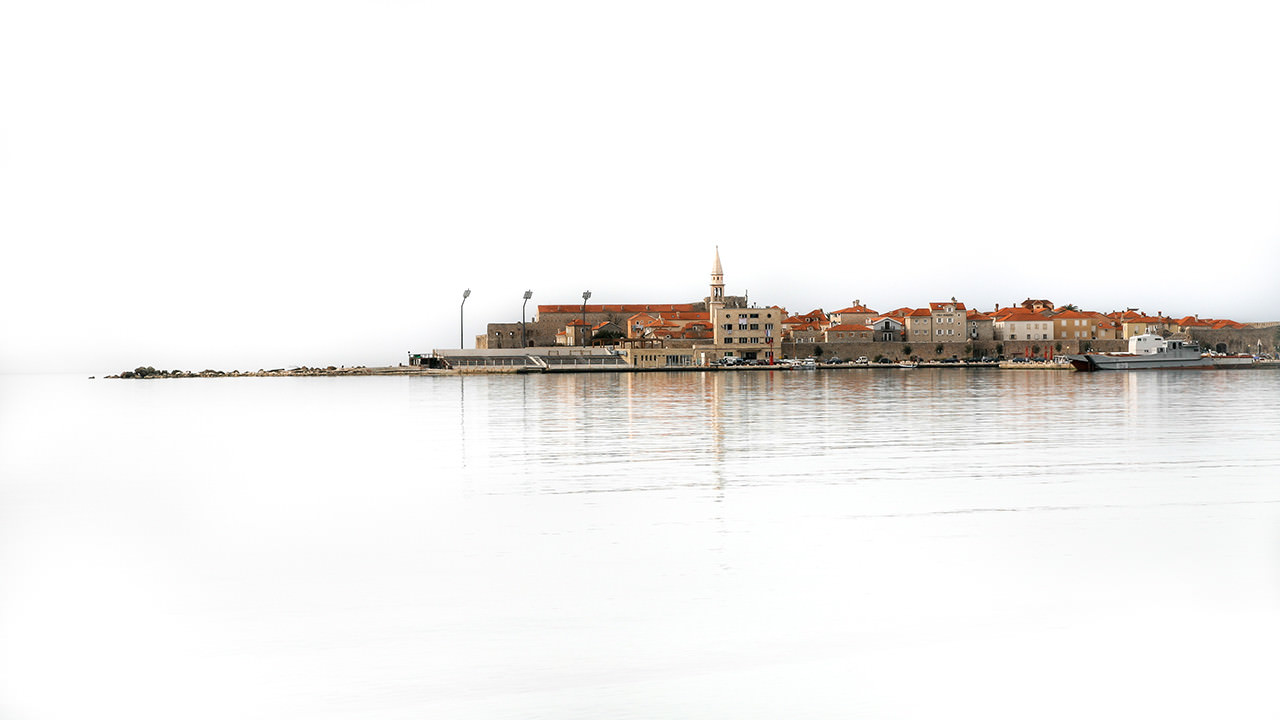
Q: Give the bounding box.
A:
[934,344,944,355]
[902,345,912,356]
[1054,342,1063,352]
[813,345,824,357]
[995,343,1004,357]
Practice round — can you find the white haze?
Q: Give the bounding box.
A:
[3,1,1279,374]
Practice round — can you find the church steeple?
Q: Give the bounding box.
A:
[709,246,725,312]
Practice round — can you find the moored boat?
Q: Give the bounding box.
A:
[1065,334,1254,371]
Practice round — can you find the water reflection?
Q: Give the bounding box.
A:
[445,369,1280,513]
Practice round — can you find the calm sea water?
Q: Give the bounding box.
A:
[2,369,1279,719]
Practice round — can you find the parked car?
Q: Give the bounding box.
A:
[827,357,846,364]
[854,356,870,364]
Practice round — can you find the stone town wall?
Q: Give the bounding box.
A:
[782,339,1129,362]
[1186,327,1278,354]
[482,321,560,349]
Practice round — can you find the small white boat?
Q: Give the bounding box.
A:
[897,362,918,369]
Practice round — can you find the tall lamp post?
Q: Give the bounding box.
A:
[521,290,533,348]
[581,290,591,347]
[460,288,471,349]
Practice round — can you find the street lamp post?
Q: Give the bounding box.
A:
[460,288,471,349]
[522,290,533,348]
[581,290,591,347]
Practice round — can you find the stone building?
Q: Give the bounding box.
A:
[871,316,904,342]
[993,308,1053,341]
[903,308,933,344]
[928,300,966,343]
[828,303,877,327]
[966,310,995,342]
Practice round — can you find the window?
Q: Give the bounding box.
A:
[749,324,759,330]
[725,338,733,344]
[750,313,759,318]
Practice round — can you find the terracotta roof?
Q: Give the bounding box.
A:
[832,305,877,315]
[929,302,967,311]
[995,310,1049,322]
[870,316,904,325]
[538,303,700,314]
[906,308,932,317]
[1052,310,1097,320]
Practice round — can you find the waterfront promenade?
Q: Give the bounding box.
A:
[104,359,1280,378]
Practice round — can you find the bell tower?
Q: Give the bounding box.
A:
[709,246,725,313]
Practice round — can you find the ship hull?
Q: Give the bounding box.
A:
[1064,352,1252,371]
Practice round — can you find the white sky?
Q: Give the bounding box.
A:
[3,1,1278,373]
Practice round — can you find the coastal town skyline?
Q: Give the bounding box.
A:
[461,249,1272,367]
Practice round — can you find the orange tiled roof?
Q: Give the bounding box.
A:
[832,305,877,315]
[929,302,967,311]
[539,303,701,314]
[995,309,1049,322]
[789,321,824,332]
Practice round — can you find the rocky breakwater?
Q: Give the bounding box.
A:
[106,365,398,379]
